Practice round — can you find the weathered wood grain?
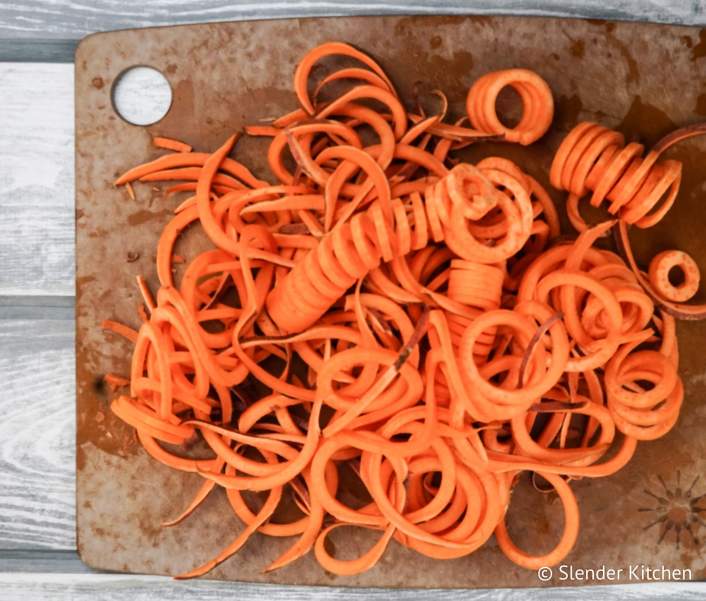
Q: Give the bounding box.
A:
[0,559,703,601]
[1,2,705,293]
[0,62,173,297]
[0,1,704,597]
[0,63,74,296]
[0,550,90,574]
[0,322,702,598]
[0,39,76,62]
[0,317,75,550]
[0,296,73,320]
[1,0,704,42]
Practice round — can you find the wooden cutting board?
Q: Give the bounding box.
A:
[75,15,706,587]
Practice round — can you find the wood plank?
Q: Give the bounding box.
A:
[1,2,705,292]
[0,63,74,296]
[71,14,706,587]
[0,315,702,596]
[0,317,75,550]
[0,296,73,320]
[0,550,90,574]
[0,61,185,297]
[0,5,703,593]
[0,39,77,62]
[0,0,704,45]
[0,562,702,601]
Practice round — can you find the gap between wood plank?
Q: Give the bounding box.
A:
[0,3,704,595]
[0,62,74,297]
[0,316,75,551]
[0,2,704,62]
[0,550,703,600]
[0,39,77,62]
[0,296,74,320]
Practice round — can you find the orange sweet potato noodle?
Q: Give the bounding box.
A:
[102,41,704,578]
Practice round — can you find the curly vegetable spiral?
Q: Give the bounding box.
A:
[466,69,554,145]
[102,40,700,581]
[446,259,504,360]
[267,163,533,333]
[605,328,683,440]
[550,121,682,229]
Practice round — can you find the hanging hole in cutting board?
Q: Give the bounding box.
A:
[111,66,172,126]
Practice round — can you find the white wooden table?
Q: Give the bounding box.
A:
[1,1,705,599]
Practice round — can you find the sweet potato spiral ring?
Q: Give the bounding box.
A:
[104,40,699,580]
[466,69,554,145]
[458,301,570,421]
[268,162,532,333]
[648,250,701,303]
[446,259,504,360]
[604,333,683,441]
[550,122,682,229]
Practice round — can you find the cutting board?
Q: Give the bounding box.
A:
[75,15,706,587]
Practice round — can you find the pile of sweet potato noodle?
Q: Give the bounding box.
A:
[103,41,704,578]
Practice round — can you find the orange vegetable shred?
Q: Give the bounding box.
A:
[103,41,703,578]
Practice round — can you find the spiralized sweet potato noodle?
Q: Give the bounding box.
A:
[103,41,695,579]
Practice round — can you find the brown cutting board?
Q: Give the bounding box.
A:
[75,15,706,587]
